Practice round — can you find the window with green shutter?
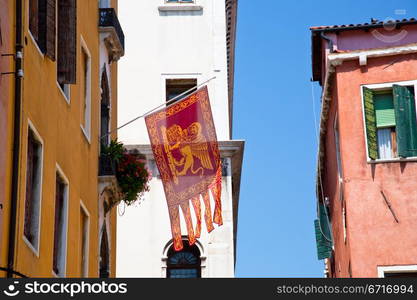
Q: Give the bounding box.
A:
[393,85,417,158]
[363,85,417,160]
[314,203,333,260]
[375,92,396,128]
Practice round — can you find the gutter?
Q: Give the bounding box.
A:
[310,19,417,33]
[315,42,417,201]
[8,0,23,278]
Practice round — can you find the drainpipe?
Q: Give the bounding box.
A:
[7,0,23,278]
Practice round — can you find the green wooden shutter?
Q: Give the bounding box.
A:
[314,203,333,260]
[363,87,378,159]
[393,85,417,158]
[375,93,396,127]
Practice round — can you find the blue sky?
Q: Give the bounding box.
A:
[233,0,417,277]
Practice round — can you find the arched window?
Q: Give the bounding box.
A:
[100,67,110,148]
[99,223,110,278]
[167,241,201,278]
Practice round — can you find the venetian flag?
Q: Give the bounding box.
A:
[145,86,222,251]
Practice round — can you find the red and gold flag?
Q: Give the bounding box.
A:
[145,86,222,251]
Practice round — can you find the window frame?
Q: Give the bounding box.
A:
[165,0,195,3]
[79,200,90,277]
[166,241,201,278]
[52,164,69,278]
[22,120,44,257]
[162,238,206,277]
[99,66,111,149]
[161,73,201,105]
[159,0,202,12]
[99,0,111,8]
[57,80,71,104]
[361,80,417,163]
[377,265,417,278]
[342,205,347,244]
[28,29,46,59]
[80,36,92,143]
[333,113,344,203]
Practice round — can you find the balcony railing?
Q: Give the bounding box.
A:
[99,154,116,176]
[99,8,125,52]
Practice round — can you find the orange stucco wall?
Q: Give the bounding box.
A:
[0,0,14,277]
[324,53,417,277]
[2,0,120,277]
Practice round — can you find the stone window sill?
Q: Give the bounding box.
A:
[158,5,203,12]
[368,157,417,164]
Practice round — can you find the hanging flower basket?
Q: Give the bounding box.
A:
[101,140,151,208]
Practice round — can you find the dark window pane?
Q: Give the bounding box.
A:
[169,269,198,278]
[166,240,201,278]
[166,79,197,104]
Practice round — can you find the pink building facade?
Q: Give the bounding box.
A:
[311,19,417,278]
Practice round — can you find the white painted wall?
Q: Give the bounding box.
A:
[117,0,230,145]
[116,0,235,277]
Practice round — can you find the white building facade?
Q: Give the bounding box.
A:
[116,0,243,278]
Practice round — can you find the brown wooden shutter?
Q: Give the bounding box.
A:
[29,0,39,41]
[38,0,47,52]
[57,0,77,84]
[45,0,56,60]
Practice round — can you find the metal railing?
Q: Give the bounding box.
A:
[98,154,116,176]
[99,8,125,50]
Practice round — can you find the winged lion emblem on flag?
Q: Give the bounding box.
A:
[161,122,214,185]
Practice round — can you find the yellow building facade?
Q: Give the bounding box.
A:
[0,0,124,278]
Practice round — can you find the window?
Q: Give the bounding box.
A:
[23,125,43,253]
[166,0,194,3]
[342,205,347,243]
[167,241,201,278]
[57,0,77,85]
[99,0,111,8]
[58,82,70,101]
[99,223,110,278]
[378,265,417,278]
[53,168,69,277]
[363,84,417,160]
[166,79,197,104]
[100,68,111,148]
[29,0,56,59]
[334,114,343,195]
[80,41,91,140]
[79,202,89,277]
[314,202,333,260]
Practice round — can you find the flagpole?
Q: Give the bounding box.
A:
[100,76,217,141]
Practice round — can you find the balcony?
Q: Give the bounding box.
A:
[99,8,125,62]
[98,154,121,215]
[99,154,116,176]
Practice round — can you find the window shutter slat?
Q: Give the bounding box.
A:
[314,204,333,260]
[363,87,378,160]
[45,0,56,60]
[58,0,77,84]
[38,0,48,53]
[29,0,39,41]
[393,85,417,158]
[375,93,396,127]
